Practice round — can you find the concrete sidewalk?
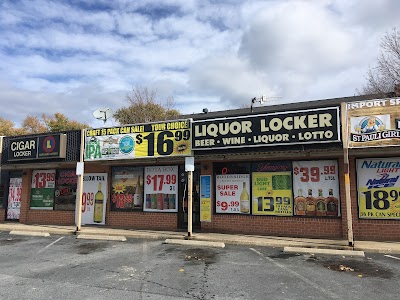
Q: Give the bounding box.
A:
[1,222,400,254]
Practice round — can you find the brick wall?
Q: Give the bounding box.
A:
[107,212,177,230]
[0,208,5,221]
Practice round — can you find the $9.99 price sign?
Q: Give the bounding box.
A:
[216,174,250,214]
[85,119,192,161]
[144,166,178,212]
[357,158,400,219]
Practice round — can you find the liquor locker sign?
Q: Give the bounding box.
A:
[8,134,67,161]
[144,166,178,212]
[292,160,340,217]
[85,119,192,161]
[357,158,400,219]
[80,173,107,225]
[192,107,340,150]
[347,98,400,148]
[30,170,56,209]
[216,174,250,214]
[252,161,292,216]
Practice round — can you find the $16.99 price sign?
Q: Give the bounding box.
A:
[85,120,192,160]
[357,158,400,219]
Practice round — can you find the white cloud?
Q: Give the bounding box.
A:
[0,0,398,128]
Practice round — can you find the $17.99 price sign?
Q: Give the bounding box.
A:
[85,119,192,160]
[30,169,56,209]
[144,166,178,212]
[357,158,400,219]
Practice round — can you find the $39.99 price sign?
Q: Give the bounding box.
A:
[357,158,400,219]
[85,120,192,160]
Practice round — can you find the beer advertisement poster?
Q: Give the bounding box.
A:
[111,167,143,211]
[251,161,292,216]
[85,119,192,161]
[347,98,400,148]
[30,170,56,210]
[215,174,250,214]
[200,175,212,222]
[292,160,340,217]
[7,177,22,220]
[143,166,178,212]
[80,173,108,225]
[357,158,400,219]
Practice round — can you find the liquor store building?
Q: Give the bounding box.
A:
[1,95,400,242]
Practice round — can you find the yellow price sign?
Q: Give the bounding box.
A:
[85,120,192,160]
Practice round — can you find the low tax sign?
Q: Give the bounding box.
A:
[85,119,192,161]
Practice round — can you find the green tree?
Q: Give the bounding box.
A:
[362,28,400,95]
[42,113,88,132]
[0,117,18,136]
[114,86,180,125]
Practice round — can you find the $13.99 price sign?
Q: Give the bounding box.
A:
[144,166,178,212]
[357,158,400,219]
[30,169,56,209]
[85,119,192,160]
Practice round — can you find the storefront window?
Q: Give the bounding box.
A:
[111,167,144,211]
[55,169,78,211]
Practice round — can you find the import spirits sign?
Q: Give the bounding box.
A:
[347,98,400,148]
[85,119,192,161]
[192,107,340,150]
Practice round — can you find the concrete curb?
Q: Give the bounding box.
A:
[10,230,50,237]
[165,238,225,248]
[76,234,127,241]
[284,246,365,257]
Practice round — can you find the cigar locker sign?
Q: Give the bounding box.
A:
[8,134,67,161]
[192,107,340,150]
[85,119,192,161]
[347,98,400,148]
[357,158,400,219]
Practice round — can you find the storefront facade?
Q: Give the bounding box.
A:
[1,95,400,241]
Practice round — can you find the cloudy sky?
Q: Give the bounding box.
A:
[0,0,399,127]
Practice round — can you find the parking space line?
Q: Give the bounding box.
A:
[384,255,400,261]
[38,237,64,253]
[249,248,340,300]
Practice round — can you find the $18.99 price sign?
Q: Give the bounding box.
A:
[85,120,192,160]
[357,158,400,219]
[144,166,178,212]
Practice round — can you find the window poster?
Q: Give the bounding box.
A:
[55,169,77,211]
[80,173,108,225]
[7,177,22,220]
[111,167,143,211]
[292,160,340,217]
[357,158,400,219]
[30,169,56,209]
[144,166,178,212]
[252,161,292,216]
[200,175,212,222]
[215,174,250,214]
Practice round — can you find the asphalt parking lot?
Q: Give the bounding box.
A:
[0,231,399,300]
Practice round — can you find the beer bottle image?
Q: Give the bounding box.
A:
[134,176,142,207]
[326,188,339,216]
[93,182,104,223]
[145,194,151,209]
[294,189,306,215]
[316,189,327,216]
[305,189,316,216]
[157,193,164,210]
[169,194,176,210]
[240,182,250,213]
